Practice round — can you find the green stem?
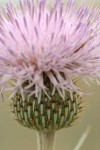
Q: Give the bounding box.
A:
[37,131,56,150]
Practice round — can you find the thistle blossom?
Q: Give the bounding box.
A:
[0,0,100,101]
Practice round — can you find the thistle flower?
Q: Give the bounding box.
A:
[0,0,100,131]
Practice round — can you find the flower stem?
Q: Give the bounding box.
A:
[37,131,56,150]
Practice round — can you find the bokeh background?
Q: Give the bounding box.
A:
[0,0,100,150]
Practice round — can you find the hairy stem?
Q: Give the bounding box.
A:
[37,131,56,150]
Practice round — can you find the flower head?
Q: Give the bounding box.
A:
[0,0,100,101]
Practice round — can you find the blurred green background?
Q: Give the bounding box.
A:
[0,0,100,150]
